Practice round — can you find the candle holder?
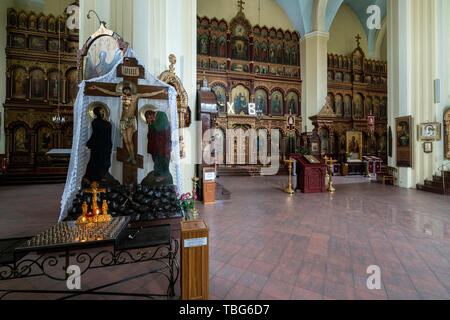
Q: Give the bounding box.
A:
[284,158,295,195]
[192,175,200,218]
[325,157,337,193]
[365,159,372,178]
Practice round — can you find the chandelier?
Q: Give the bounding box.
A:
[52,113,66,126]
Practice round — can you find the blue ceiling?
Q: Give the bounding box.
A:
[276,0,387,54]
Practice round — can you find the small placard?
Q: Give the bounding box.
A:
[121,66,140,77]
[204,171,216,181]
[184,237,208,248]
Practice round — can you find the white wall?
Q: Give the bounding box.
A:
[388,0,450,188]
[328,3,369,56]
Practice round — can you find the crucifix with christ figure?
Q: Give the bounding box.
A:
[84,57,168,184]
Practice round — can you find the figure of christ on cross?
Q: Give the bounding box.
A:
[90,84,166,165]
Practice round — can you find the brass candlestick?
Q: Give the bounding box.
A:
[192,175,200,218]
[326,157,337,193]
[284,158,295,195]
[365,159,372,178]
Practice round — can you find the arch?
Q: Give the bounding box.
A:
[313,0,329,32]
[373,16,387,60]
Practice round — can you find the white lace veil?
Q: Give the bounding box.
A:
[58,48,182,222]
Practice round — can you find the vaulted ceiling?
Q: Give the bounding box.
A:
[276,0,387,55]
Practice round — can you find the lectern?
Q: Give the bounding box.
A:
[292,154,327,193]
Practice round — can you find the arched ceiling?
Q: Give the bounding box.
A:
[276,0,386,55]
[343,0,387,53]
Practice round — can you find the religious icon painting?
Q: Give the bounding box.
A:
[346,131,363,161]
[335,94,343,116]
[353,94,364,119]
[29,15,37,30]
[67,41,78,53]
[198,34,209,56]
[87,101,111,120]
[364,97,373,118]
[18,13,27,29]
[210,35,217,57]
[231,85,249,115]
[234,25,245,37]
[11,34,26,48]
[48,39,61,52]
[48,71,61,100]
[284,45,290,64]
[30,36,46,51]
[423,142,433,153]
[380,97,387,118]
[396,116,413,167]
[286,92,298,115]
[327,93,335,112]
[48,18,56,32]
[373,97,380,119]
[38,126,53,153]
[84,36,123,80]
[270,91,283,116]
[232,39,248,60]
[212,85,226,108]
[66,69,78,102]
[217,37,226,57]
[344,95,352,117]
[31,69,46,99]
[419,122,441,141]
[254,89,268,115]
[12,68,27,99]
[14,126,28,153]
[38,16,46,31]
[8,10,17,27]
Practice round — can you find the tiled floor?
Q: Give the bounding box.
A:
[202,176,450,300]
[0,176,449,300]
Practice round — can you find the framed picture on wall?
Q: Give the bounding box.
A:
[418,122,441,141]
[423,142,433,153]
[396,116,413,168]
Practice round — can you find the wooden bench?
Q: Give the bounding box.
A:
[378,166,397,185]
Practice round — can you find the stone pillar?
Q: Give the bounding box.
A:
[388,0,450,188]
[300,31,329,132]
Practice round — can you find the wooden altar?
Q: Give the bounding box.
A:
[292,154,327,194]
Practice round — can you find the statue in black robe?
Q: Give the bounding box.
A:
[83,107,112,184]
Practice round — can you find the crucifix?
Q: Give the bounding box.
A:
[355,34,362,48]
[237,0,246,12]
[83,182,106,214]
[84,57,169,185]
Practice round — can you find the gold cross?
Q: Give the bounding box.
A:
[355,34,361,47]
[237,0,245,11]
[83,182,106,214]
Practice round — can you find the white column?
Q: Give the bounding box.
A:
[388,0,448,188]
[300,31,329,131]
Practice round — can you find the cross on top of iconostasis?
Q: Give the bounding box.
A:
[355,34,362,47]
[237,0,246,12]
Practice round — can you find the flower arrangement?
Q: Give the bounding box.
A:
[177,189,198,220]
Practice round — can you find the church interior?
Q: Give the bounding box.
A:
[0,0,449,302]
